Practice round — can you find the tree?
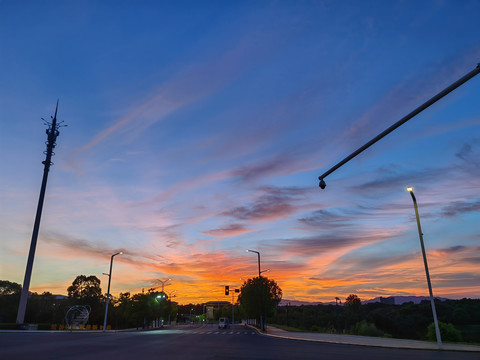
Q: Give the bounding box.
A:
[114,292,134,328]
[67,275,102,300]
[67,275,103,324]
[24,291,62,324]
[131,293,157,329]
[238,276,282,329]
[427,321,462,342]
[0,280,22,295]
[344,294,362,330]
[345,294,361,309]
[0,280,22,322]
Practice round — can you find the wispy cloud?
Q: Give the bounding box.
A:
[431,245,467,255]
[222,186,308,222]
[138,224,184,249]
[75,25,288,155]
[271,231,394,258]
[441,200,480,217]
[202,223,257,237]
[349,166,447,193]
[42,231,159,265]
[298,209,359,229]
[337,49,480,150]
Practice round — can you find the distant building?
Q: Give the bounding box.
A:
[204,301,231,320]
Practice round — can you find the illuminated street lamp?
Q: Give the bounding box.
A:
[103,252,123,332]
[407,187,442,347]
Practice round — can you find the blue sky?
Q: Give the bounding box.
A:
[1,0,479,303]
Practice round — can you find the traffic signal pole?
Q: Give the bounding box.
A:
[232,291,235,326]
[318,62,480,188]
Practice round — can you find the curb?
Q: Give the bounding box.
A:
[253,326,480,352]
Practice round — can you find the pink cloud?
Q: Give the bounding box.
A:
[202,223,257,237]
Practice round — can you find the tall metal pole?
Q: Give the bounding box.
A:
[158,278,171,293]
[257,252,261,277]
[246,250,261,277]
[318,62,480,188]
[407,187,442,348]
[232,291,235,326]
[103,252,122,332]
[16,101,62,324]
[246,249,263,330]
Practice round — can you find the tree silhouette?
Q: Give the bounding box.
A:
[0,280,22,295]
[238,276,282,327]
[345,294,361,309]
[344,294,362,329]
[67,275,102,300]
[67,275,103,324]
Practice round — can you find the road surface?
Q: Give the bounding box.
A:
[1,324,478,360]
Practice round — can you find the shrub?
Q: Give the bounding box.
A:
[310,325,322,332]
[427,322,462,343]
[352,320,384,337]
[38,323,52,330]
[0,323,21,330]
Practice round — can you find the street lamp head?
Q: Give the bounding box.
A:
[406,186,413,192]
[319,179,326,189]
[119,251,123,255]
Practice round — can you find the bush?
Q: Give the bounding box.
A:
[0,323,21,330]
[427,322,462,343]
[352,320,384,337]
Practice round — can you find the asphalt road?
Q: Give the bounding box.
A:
[1,324,478,360]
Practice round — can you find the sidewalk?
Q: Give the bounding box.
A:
[257,325,480,352]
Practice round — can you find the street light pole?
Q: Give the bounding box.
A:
[246,249,264,331]
[246,249,261,277]
[407,187,442,348]
[103,252,123,332]
[158,278,171,293]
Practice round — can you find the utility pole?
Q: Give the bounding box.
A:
[16,101,64,324]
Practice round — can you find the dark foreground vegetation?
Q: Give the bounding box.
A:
[2,278,478,343]
[272,295,480,343]
[0,276,281,332]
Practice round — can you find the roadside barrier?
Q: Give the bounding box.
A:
[49,324,111,330]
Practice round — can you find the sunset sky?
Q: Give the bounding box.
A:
[1,1,479,305]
